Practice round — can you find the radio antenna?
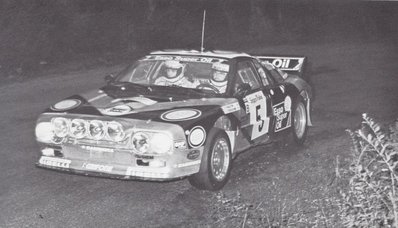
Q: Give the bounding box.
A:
[200,10,206,52]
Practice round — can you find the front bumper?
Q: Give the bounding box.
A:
[35,113,204,181]
[36,147,203,181]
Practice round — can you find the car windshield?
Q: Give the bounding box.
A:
[116,55,231,94]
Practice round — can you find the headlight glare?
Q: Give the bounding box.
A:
[35,122,55,143]
[151,133,172,154]
[89,120,106,140]
[107,121,125,142]
[132,132,149,154]
[52,117,69,137]
[69,119,87,139]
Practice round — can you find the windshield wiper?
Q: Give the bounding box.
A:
[117,82,153,92]
[187,88,213,96]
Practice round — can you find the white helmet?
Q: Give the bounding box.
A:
[165,60,183,69]
[164,60,183,79]
[211,62,229,87]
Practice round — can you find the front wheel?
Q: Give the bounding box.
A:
[188,130,232,191]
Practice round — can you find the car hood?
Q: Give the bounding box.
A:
[45,84,241,124]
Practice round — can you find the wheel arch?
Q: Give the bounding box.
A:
[212,114,239,154]
[299,90,313,126]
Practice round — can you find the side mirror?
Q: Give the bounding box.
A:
[234,83,251,97]
[104,74,115,84]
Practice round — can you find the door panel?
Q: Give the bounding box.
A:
[234,60,271,143]
[243,91,270,140]
[267,84,293,133]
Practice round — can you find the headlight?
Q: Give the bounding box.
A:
[69,119,87,139]
[52,99,81,111]
[35,122,55,143]
[52,117,69,138]
[151,133,172,154]
[89,120,106,140]
[188,126,206,148]
[107,121,125,142]
[132,132,149,154]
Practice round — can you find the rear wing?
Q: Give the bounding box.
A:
[255,56,307,78]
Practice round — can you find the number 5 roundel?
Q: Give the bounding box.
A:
[244,91,270,140]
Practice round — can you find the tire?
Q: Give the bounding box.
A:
[188,129,232,191]
[278,97,308,148]
[291,98,308,145]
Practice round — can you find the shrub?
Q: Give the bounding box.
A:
[340,113,398,227]
[207,114,398,227]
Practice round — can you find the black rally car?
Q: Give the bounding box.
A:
[35,49,312,190]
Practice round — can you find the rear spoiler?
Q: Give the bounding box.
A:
[255,56,307,77]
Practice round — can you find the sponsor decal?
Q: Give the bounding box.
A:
[125,167,168,178]
[144,55,216,63]
[135,154,154,160]
[51,99,81,111]
[160,109,201,121]
[82,163,113,172]
[39,156,71,168]
[221,102,240,114]
[244,92,265,107]
[269,58,291,68]
[102,104,134,116]
[258,57,305,71]
[188,126,206,148]
[81,145,114,153]
[187,150,200,160]
[174,141,187,149]
[101,97,157,116]
[273,96,292,132]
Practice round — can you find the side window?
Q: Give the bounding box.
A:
[262,62,284,83]
[253,60,274,86]
[235,61,261,91]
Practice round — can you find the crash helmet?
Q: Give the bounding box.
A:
[164,60,183,80]
[211,62,229,87]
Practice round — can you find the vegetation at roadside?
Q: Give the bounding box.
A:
[207,114,398,227]
[341,114,398,227]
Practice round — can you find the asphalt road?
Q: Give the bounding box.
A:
[1,41,397,227]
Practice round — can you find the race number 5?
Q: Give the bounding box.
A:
[245,91,270,140]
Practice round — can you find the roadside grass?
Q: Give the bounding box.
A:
[206,114,398,227]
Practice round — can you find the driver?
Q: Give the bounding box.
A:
[209,62,229,93]
[155,60,197,88]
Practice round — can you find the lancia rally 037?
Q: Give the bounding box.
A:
[35,49,312,190]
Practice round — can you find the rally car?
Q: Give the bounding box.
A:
[35,49,312,190]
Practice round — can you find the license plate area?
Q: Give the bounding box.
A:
[89,150,114,160]
[63,145,133,165]
[84,146,114,161]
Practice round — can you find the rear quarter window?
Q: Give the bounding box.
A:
[263,62,284,83]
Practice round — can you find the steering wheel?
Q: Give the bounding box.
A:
[196,83,219,93]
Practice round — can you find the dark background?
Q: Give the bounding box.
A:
[0,0,397,79]
[1,1,398,227]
